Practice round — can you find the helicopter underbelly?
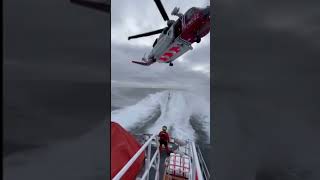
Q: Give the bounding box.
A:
[153,37,193,63]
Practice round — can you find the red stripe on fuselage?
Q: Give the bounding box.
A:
[169,47,180,53]
[163,52,174,58]
[159,45,183,62]
[160,57,169,62]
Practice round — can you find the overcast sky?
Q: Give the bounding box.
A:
[111,0,210,91]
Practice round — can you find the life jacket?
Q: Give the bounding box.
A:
[159,131,169,141]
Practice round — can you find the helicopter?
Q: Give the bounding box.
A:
[70,0,210,67]
[129,0,210,66]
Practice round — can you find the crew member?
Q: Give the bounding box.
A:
[158,126,170,154]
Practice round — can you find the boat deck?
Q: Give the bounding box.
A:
[132,134,211,180]
[135,135,180,180]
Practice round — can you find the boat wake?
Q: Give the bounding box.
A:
[111,90,210,143]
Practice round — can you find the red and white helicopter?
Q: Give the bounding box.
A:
[129,0,210,66]
[70,0,210,67]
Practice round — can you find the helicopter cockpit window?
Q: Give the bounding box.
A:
[184,8,197,24]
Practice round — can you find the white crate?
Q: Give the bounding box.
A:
[166,153,190,178]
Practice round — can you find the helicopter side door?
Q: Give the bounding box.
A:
[150,26,176,61]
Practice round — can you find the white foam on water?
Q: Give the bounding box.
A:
[111,90,210,142]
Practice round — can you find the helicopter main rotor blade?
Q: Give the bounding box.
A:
[128,28,165,40]
[154,0,169,21]
[70,0,110,13]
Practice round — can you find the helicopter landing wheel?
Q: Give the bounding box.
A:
[196,37,201,43]
[169,62,173,66]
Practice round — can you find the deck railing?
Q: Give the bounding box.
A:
[196,144,211,180]
[190,142,204,180]
[112,134,160,180]
[113,134,210,180]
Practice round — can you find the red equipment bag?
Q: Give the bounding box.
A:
[111,122,145,179]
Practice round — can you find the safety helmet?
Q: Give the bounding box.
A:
[162,126,167,131]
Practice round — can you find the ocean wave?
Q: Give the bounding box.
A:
[111,90,210,143]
